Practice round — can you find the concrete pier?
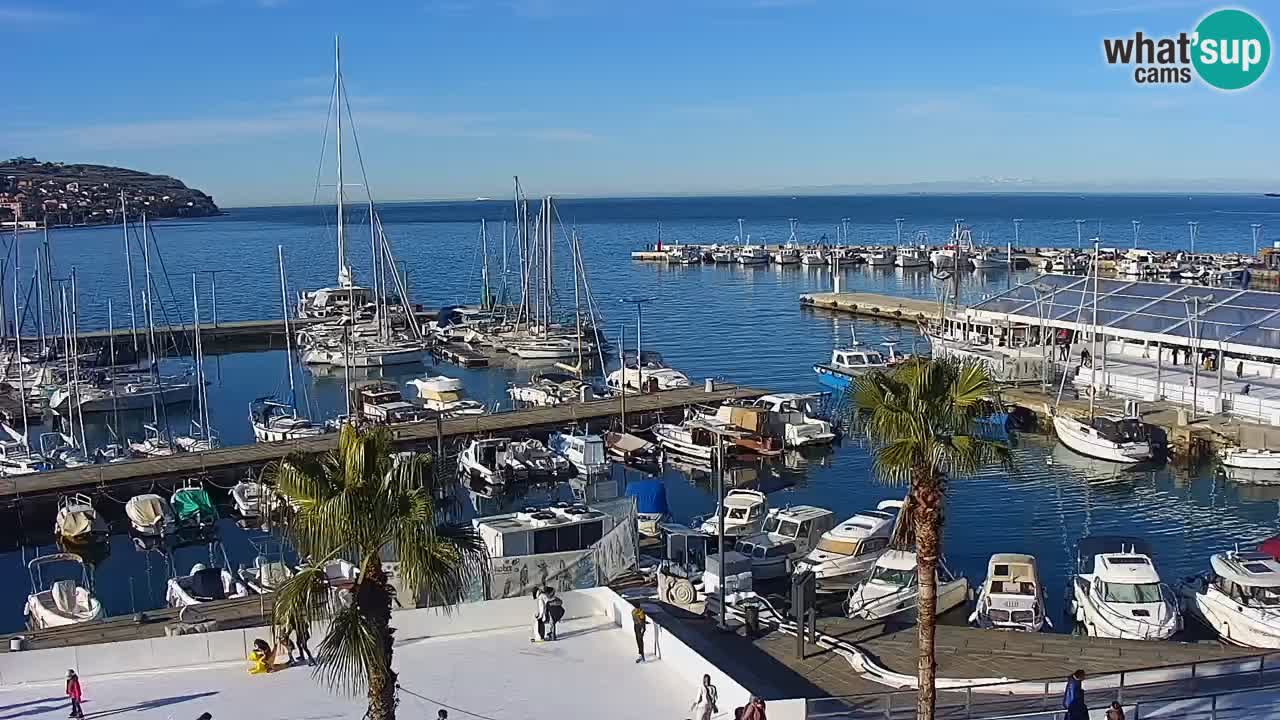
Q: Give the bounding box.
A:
[799,292,942,324]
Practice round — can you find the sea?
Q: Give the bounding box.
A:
[4,193,1280,634]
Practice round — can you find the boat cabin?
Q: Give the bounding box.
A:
[736,505,836,579]
[698,489,768,536]
[831,348,888,371]
[1090,416,1148,444]
[474,503,614,558]
[300,284,374,318]
[799,506,896,571]
[975,553,1045,630]
[1208,551,1280,607]
[356,382,434,424]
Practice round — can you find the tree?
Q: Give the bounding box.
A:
[268,424,488,720]
[851,357,1010,720]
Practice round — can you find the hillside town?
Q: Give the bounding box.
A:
[0,157,220,229]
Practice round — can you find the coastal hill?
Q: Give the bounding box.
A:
[0,157,220,228]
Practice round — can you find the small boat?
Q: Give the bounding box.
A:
[747,393,836,447]
[863,248,895,267]
[355,381,435,425]
[604,431,660,468]
[734,505,836,580]
[172,480,219,530]
[128,424,179,457]
[970,248,1007,270]
[813,342,900,394]
[509,372,599,408]
[509,438,572,477]
[0,439,52,476]
[238,555,295,594]
[24,554,103,629]
[1179,549,1280,648]
[625,478,670,538]
[1069,536,1180,640]
[894,247,930,268]
[696,489,768,538]
[970,553,1049,632]
[54,493,107,546]
[231,479,279,519]
[166,563,249,607]
[330,340,426,368]
[800,247,828,266]
[1052,409,1153,464]
[652,419,744,462]
[250,397,327,443]
[459,437,527,484]
[605,351,690,393]
[737,244,769,265]
[710,245,736,263]
[408,374,486,417]
[771,245,801,265]
[667,247,702,265]
[548,431,609,475]
[1220,447,1280,470]
[125,493,176,538]
[794,500,901,584]
[846,550,969,621]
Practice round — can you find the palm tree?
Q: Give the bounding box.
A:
[851,357,1010,720]
[267,424,487,720]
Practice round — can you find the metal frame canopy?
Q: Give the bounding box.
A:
[963,274,1280,361]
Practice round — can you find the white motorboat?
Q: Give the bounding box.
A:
[710,245,736,263]
[125,493,176,537]
[408,374,486,417]
[652,420,742,462]
[970,553,1049,632]
[49,377,192,415]
[696,489,769,538]
[356,382,435,425]
[970,248,1007,270]
[813,342,901,394]
[24,554,103,629]
[54,493,107,546]
[250,398,328,443]
[332,340,426,368]
[1180,550,1280,648]
[606,351,691,393]
[128,424,178,457]
[1220,447,1280,470]
[509,372,598,407]
[847,549,969,621]
[1052,410,1152,464]
[548,431,609,475]
[794,500,901,584]
[772,245,801,265]
[735,505,835,580]
[507,338,580,360]
[166,563,250,608]
[737,244,769,265]
[238,556,295,595]
[174,433,219,453]
[0,440,51,476]
[231,480,279,518]
[748,393,836,447]
[1070,536,1180,640]
[930,248,968,269]
[667,246,702,265]
[459,437,528,484]
[894,247,930,268]
[863,249,895,267]
[800,247,828,266]
[604,431,660,468]
[509,438,572,477]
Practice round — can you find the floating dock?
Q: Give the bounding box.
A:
[0,384,768,500]
[799,292,942,324]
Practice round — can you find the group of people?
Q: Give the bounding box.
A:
[530,586,566,642]
[248,616,316,674]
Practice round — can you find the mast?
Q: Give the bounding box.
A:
[573,228,582,371]
[192,273,210,442]
[121,190,138,355]
[335,36,346,285]
[369,197,381,340]
[109,298,119,446]
[277,245,298,410]
[12,238,25,447]
[70,270,86,451]
[35,230,44,353]
[481,219,491,311]
[141,213,160,431]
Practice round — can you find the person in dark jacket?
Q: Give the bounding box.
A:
[1105,701,1126,720]
[1062,669,1088,720]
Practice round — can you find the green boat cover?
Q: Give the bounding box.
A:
[174,488,217,523]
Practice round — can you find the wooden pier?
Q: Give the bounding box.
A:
[799,292,942,324]
[0,384,768,500]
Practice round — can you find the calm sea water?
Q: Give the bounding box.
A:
[2,194,1278,633]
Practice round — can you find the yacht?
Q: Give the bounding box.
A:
[1180,550,1280,648]
[250,397,328,443]
[696,489,768,538]
[509,372,599,408]
[1069,536,1180,640]
[606,351,691,393]
[507,337,582,360]
[812,343,900,393]
[48,376,192,415]
[509,438,572,477]
[458,437,528,484]
[408,374,486,417]
[125,493,176,538]
[747,393,836,447]
[332,340,427,368]
[793,500,901,585]
[737,244,769,266]
[846,550,969,621]
[970,553,1049,632]
[1052,408,1153,464]
[166,563,250,608]
[800,247,828,266]
[1220,447,1280,471]
[298,267,374,320]
[863,248,895,267]
[652,419,742,462]
[54,493,107,546]
[734,506,835,580]
[548,431,609,475]
[24,554,103,629]
[894,247,931,268]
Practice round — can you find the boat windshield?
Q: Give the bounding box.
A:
[762,518,799,537]
[816,537,858,556]
[726,506,749,520]
[1242,585,1280,607]
[869,565,915,587]
[1102,581,1164,603]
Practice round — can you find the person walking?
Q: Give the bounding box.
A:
[631,605,648,663]
[1062,669,1088,720]
[65,670,83,719]
[531,587,546,642]
[437,711,448,720]
[691,674,719,720]
[291,616,316,666]
[543,586,564,641]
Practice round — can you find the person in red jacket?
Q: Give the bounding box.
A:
[65,670,83,719]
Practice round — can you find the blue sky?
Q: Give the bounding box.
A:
[0,0,1276,206]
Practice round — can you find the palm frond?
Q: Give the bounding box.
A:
[313,602,385,696]
[272,565,335,629]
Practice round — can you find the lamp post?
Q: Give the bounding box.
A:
[1074,219,1085,249]
[1188,221,1199,255]
[1182,293,1213,422]
[1031,281,1057,394]
[1252,223,1263,257]
[619,297,655,393]
[1132,220,1141,250]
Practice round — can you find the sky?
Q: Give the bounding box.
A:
[1,0,1277,207]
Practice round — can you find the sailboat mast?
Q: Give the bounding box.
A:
[140,213,160,429]
[335,35,346,285]
[573,229,582,371]
[35,234,44,351]
[481,219,490,310]
[12,243,25,446]
[192,273,210,439]
[109,298,119,446]
[70,270,86,451]
[121,191,138,355]
[369,198,381,340]
[277,245,297,407]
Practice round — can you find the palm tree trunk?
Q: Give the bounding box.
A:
[913,473,944,720]
[360,559,399,720]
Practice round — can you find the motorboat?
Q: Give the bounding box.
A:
[800,247,828,266]
[794,500,901,585]
[696,489,768,538]
[894,247,930,268]
[39,433,91,469]
[844,545,962,620]
[710,246,736,263]
[1052,408,1153,464]
[606,351,690,393]
[238,555,295,595]
[652,419,744,462]
[331,340,426,368]
[49,376,192,415]
[604,431,660,469]
[863,248,895,267]
[688,404,784,458]
[125,493,176,538]
[772,245,801,265]
[1118,250,1159,277]
[298,269,374,319]
[0,440,52,476]
[1180,550,1280,648]
[970,248,1007,270]
[166,563,250,607]
[1069,536,1180,640]
[24,554,103,629]
[930,222,973,270]
[354,381,433,425]
[734,505,835,580]
[54,493,107,546]
[846,549,969,621]
[667,246,703,265]
[970,553,1049,632]
[736,244,769,265]
[408,374,486,417]
[128,424,179,458]
[507,338,581,360]
[509,372,599,407]
[548,431,609,475]
[812,343,900,394]
[249,397,327,443]
[458,437,528,484]
[1220,447,1280,470]
[509,438,572,477]
[172,480,219,531]
[747,393,836,447]
[625,478,670,538]
[231,479,279,519]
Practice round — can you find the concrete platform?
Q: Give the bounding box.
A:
[799,292,942,324]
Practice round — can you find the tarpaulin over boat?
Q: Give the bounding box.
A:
[625,479,669,515]
[56,509,94,539]
[189,567,227,600]
[125,495,168,529]
[173,488,216,522]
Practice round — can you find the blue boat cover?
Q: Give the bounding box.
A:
[625,479,669,515]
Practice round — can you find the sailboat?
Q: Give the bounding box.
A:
[175,274,218,452]
[251,246,327,443]
[1051,241,1153,464]
[126,212,182,458]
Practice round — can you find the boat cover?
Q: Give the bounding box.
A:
[1260,536,1280,561]
[256,561,291,589]
[126,495,167,528]
[56,509,93,539]
[190,567,227,600]
[609,433,651,454]
[174,488,216,522]
[51,580,77,613]
[625,479,669,515]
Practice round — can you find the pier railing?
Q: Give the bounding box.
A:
[805,651,1280,720]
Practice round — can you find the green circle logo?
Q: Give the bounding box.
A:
[1193,8,1271,90]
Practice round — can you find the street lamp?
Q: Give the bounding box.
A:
[1074,219,1085,249]
[1031,281,1058,394]
[1181,293,1213,422]
[1188,221,1199,255]
[619,297,655,393]
[1132,220,1141,250]
[1252,223,1263,257]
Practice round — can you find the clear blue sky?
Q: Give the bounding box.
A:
[0,0,1275,206]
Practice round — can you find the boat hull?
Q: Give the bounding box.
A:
[1052,415,1152,464]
